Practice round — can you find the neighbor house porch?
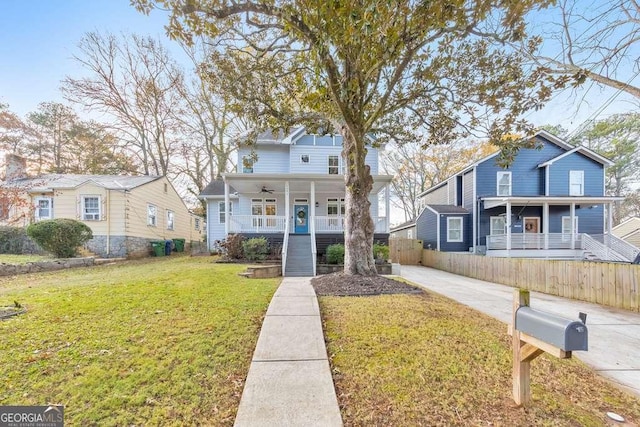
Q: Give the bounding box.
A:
[479,196,635,262]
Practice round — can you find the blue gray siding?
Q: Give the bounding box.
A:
[439,214,469,252]
[475,142,565,198]
[416,208,437,249]
[238,145,289,173]
[548,154,603,196]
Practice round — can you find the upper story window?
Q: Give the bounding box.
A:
[195,217,201,230]
[300,154,310,164]
[569,170,584,196]
[35,197,53,221]
[219,201,233,224]
[82,196,101,221]
[242,155,254,173]
[166,210,175,230]
[328,155,339,175]
[497,171,512,196]
[447,217,463,242]
[147,204,157,227]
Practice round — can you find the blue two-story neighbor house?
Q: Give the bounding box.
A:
[200,128,393,276]
[407,130,637,262]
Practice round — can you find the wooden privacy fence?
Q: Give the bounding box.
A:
[420,250,640,312]
[389,238,423,265]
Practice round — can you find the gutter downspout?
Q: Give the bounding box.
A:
[472,166,477,253]
[106,189,111,256]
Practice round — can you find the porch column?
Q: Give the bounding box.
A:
[543,202,549,250]
[607,202,613,250]
[310,181,316,233]
[506,201,512,256]
[285,181,290,233]
[570,202,576,250]
[224,181,230,236]
[385,183,390,233]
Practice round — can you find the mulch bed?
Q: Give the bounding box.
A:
[311,272,424,296]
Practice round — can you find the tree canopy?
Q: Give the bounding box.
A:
[135,0,555,274]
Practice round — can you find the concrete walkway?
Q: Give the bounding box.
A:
[234,277,343,427]
[400,265,640,398]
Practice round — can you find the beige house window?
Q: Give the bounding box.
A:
[82,196,101,221]
[166,210,175,230]
[148,204,157,227]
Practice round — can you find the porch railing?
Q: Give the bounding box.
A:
[228,215,389,234]
[590,234,640,263]
[582,234,629,262]
[228,215,286,233]
[487,233,583,250]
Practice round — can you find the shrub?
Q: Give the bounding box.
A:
[326,243,345,264]
[26,219,93,258]
[0,227,28,254]
[243,237,269,261]
[220,234,244,259]
[373,243,390,261]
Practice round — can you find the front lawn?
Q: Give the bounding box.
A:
[0,256,280,426]
[320,290,640,425]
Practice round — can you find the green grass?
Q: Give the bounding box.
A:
[0,254,52,264]
[320,290,640,426]
[0,256,280,426]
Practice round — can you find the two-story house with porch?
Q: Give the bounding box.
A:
[404,130,639,262]
[200,128,393,276]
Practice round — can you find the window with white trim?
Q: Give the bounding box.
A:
[252,198,278,227]
[562,216,578,234]
[195,218,201,230]
[328,155,339,175]
[265,198,277,227]
[497,171,511,196]
[569,170,584,196]
[166,210,174,230]
[447,217,463,242]
[490,216,506,235]
[82,196,101,221]
[35,197,53,221]
[147,204,157,226]
[218,201,233,223]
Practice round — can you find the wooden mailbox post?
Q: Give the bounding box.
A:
[509,289,588,406]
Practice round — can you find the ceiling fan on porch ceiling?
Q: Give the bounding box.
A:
[260,185,275,194]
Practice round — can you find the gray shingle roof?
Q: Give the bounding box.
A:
[200,179,237,197]
[426,204,470,214]
[3,174,162,191]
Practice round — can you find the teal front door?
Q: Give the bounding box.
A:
[294,204,309,233]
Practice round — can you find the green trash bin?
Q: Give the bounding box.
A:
[174,238,185,252]
[151,241,165,257]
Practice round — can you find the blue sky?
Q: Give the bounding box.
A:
[0,0,183,117]
[0,1,637,132]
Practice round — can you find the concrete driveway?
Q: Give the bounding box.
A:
[400,265,640,398]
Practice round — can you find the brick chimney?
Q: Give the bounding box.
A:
[5,154,27,181]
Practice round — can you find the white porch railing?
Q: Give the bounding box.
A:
[582,234,629,262]
[487,233,583,250]
[229,215,389,234]
[314,216,388,233]
[228,215,287,233]
[591,234,640,263]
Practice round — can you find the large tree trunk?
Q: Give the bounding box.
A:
[342,124,377,276]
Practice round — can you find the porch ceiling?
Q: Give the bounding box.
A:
[482,196,625,210]
[222,173,393,195]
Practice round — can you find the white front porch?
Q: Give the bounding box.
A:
[486,232,639,262]
[228,215,389,234]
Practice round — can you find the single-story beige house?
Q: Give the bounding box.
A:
[1,155,203,258]
[612,217,640,248]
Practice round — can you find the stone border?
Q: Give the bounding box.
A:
[0,258,95,277]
